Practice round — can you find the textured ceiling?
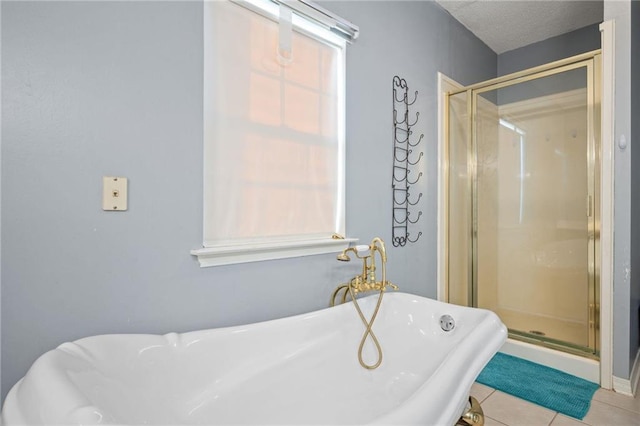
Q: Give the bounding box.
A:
[435,0,604,54]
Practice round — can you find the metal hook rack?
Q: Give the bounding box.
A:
[391,76,423,247]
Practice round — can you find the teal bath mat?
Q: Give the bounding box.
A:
[476,352,599,420]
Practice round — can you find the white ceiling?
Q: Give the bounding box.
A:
[435,0,604,54]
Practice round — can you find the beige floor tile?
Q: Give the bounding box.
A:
[472,382,495,402]
[481,390,556,426]
[550,413,589,425]
[484,416,509,426]
[592,389,640,414]
[582,400,640,426]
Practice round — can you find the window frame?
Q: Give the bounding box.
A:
[192,0,354,267]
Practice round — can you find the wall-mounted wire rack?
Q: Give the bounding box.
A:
[391,75,423,247]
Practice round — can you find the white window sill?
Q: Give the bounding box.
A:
[191,238,358,268]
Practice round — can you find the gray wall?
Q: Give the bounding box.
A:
[630,0,640,379]
[498,23,602,76]
[604,0,635,379]
[494,24,601,106]
[0,1,496,402]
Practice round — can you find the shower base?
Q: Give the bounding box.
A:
[495,308,589,349]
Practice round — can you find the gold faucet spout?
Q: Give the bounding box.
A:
[371,237,387,263]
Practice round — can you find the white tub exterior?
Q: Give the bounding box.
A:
[1,292,507,425]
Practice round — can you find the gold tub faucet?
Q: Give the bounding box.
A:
[330,237,398,370]
[331,237,398,305]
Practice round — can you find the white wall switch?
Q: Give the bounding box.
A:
[102,176,128,211]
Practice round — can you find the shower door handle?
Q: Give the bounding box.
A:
[587,195,593,217]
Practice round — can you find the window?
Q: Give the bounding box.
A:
[192,0,357,267]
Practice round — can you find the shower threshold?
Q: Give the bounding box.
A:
[500,338,600,383]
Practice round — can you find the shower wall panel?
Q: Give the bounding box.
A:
[447,92,471,306]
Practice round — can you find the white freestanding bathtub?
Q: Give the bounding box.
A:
[1,292,506,425]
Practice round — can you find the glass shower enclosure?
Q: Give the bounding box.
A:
[446,52,601,357]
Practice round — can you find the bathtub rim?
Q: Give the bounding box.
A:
[1,292,507,425]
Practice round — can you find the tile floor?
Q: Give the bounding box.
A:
[470,382,640,426]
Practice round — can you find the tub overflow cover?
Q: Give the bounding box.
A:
[440,315,455,332]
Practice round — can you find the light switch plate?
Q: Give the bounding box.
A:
[102,176,128,211]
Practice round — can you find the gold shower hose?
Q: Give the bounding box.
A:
[347,272,386,370]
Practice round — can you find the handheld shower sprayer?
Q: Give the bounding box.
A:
[336,245,371,261]
[336,250,352,262]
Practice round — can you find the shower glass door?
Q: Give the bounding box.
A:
[448,57,599,357]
